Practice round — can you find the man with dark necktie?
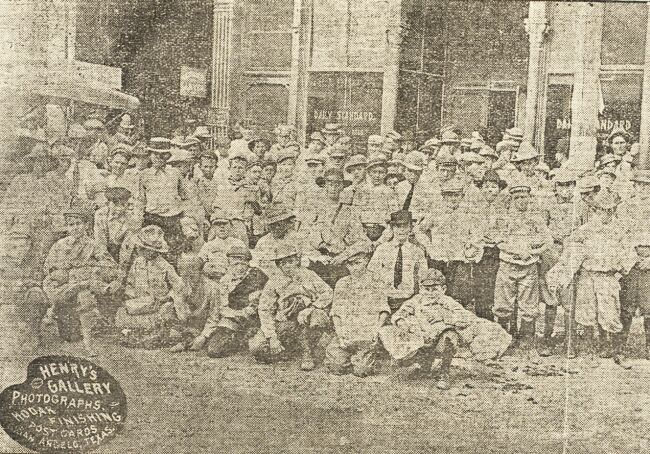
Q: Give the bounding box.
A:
[367,210,428,313]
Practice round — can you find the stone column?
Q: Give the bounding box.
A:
[212,0,234,145]
[287,0,303,127]
[638,3,650,170]
[523,2,548,145]
[568,2,603,171]
[380,0,401,134]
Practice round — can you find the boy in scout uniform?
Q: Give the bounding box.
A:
[548,198,635,362]
[381,269,511,390]
[249,244,332,371]
[43,204,119,355]
[191,245,268,357]
[415,177,484,309]
[617,170,650,357]
[325,241,391,377]
[304,169,366,287]
[352,154,399,242]
[538,168,580,357]
[492,182,552,349]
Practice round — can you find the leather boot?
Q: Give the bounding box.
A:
[436,338,455,390]
[497,316,510,332]
[299,329,315,371]
[564,312,577,359]
[518,320,535,352]
[539,306,557,357]
[620,312,634,352]
[598,326,613,358]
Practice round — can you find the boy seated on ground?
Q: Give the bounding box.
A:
[248,244,332,371]
[325,241,390,377]
[43,204,120,356]
[115,225,191,349]
[380,269,511,390]
[190,245,268,357]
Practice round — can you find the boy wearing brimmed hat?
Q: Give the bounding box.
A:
[470,170,508,321]
[191,244,268,357]
[548,197,634,364]
[492,181,552,352]
[416,177,484,310]
[304,169,365,288]
[253,204,303,276]
[536,168,580,356]
[368,210,428,313]
[270,149,299,208]
[116,225,190,349]
[249,243,332,370]
[140,137,192,266]
[43,203,118,355]
[380,268,511,390]
[325,241,391,377]
[352,154,400,242]
[616,169,650,357]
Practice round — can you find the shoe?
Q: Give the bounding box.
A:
[300,352,315,371]
[169,342,186,353]
[436,372,451,390]
[538,336,553,357]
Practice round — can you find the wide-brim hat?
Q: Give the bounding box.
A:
[441,130,460,144]
[328,147,346,158]
[264,207,296,225]
[402,151,426,171]
[309,131,326,144]
[344,154,368,171]
[366,154,388,170]
[226,245,253,261]
[316,169,352,188]
[598,153,622,167]
[147,137,172,153]
[577,175,601,193]
[193,126,213,139]
[419,137,441,153]
[511,142,539,162]
[385,130,402,142]
[167,147,192,164]
[505,127,524,142]
[597,168,617,178]
[458,151,485,164]
[135,225,169,253]
[436,152,457,167]
[276,149,298,164]
[388,210,413,226]
[479,145,498,159]
[273,243,300,261]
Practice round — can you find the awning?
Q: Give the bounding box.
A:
[25,78,140,111]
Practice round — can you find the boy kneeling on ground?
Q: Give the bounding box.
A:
[325,241,390,377]
[249,243,332,371]
[380,269,511,390]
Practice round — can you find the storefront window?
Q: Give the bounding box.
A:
[601,2,647,65]
[307,72,383,152]
[599,73,642,141]
[544,84,572,166]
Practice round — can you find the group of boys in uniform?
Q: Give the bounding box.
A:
[5,114,650,391]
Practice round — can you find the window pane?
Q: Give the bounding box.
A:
[601,2,647,65]
[599,73,643,140]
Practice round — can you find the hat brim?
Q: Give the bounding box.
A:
[136,241,169,253]
[316,177,352,188]
[265,213,296,225]
[402,163,424,172]
[147,148,172,155]
[366,161,388,170]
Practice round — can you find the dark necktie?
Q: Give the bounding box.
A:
[394,245,403,288]
[403,183,415,210]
